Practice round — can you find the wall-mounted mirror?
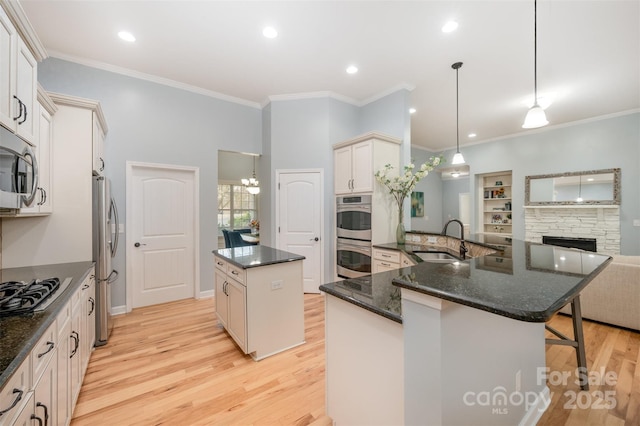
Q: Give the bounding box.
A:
[525,168,620,206]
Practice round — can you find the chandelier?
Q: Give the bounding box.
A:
[242,156,260,195]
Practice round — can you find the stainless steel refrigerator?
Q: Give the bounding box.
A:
[92,176,120,346]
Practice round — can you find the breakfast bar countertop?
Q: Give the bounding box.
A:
[320,239,612,324]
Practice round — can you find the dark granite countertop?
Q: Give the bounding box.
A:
[0,262,94,389]
[213,245,305,269]
[320,240,611,324]
[373,242,464,264]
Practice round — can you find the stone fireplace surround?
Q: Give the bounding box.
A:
[525,206,620,255]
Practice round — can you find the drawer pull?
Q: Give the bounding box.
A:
[382,254,391,258]
[231,270,239,276]
[0,388,23,416]
[37,341,55,358]
[381,262,391,267]
[36,402,49,426]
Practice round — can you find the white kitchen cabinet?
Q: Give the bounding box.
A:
[0,356,30,425]
[56,300,71,426]
[82,275,96,372]
[1,95,107,268]
[18,88,55,215]
[333,132,401,195]
[92,111,105,175]
[372,248,414,273]
[0,7,37,144]
[213,254,305,361]
[215,260,247,352]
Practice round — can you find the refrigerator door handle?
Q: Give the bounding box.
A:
[109,197,120,257]
[106,269,119,284]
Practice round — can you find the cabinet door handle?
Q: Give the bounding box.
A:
[99,157,105,171]
[31,414,44,426]
[70,331,79,358]
[12,96,23,121]
[89,297,95,315]
[37,187,45,205]
[36,402,49,426]
[37,341,55,358]
[0,388,23,416]
[19,102,27,124]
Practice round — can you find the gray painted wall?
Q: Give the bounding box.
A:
[37,58,262,307]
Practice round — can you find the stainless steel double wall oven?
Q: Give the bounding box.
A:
[336,195,372,278]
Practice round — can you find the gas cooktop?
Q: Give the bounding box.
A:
[0,277,71,317]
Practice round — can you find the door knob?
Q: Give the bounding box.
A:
[310,237,319,242]
[134,242,146,247]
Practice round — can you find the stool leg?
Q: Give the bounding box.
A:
[571,296,589,391]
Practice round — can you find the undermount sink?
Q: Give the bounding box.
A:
[414,251,460,263]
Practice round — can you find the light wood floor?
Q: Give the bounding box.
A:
[71,295,639,425]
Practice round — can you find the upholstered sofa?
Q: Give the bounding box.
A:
[560,255,640,331]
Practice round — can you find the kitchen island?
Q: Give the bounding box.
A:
[320,239,611,425]
[213,245,305,361]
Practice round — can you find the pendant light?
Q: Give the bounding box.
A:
[522,0,549,129]
[241,156,260,195]
[451,61,465,165]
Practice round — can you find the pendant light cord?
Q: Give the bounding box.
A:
[533,0,538,104]
[456,65,459,152]
[452,61,463,153]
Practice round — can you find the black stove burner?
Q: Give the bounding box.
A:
[0,278,60,317]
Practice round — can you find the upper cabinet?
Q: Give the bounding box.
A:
[0,3,46,144]
[333,132,401,195]
[18,86,56,215]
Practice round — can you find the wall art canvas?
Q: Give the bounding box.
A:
[411,191,424,217]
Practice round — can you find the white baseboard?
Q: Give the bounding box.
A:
[111,305,127,316]
[199,290,214,299]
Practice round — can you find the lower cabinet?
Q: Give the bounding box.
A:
[215,264,247,352]
[213,254,305,361]
[0,266,96,426]
[372,248,414,273]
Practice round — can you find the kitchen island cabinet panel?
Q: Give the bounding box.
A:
[213,246,305,361]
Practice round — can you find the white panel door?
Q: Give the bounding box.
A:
[277,170,323,293]
[130,164,196,308]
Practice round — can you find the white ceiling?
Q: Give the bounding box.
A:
[20,0,640,151]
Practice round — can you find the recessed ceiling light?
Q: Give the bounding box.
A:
[118,31,136,42]
[468,133,477,138]
[442,20,459,33]
[263,26,278,39]
[409,108,417,114]
[346,65,358,74]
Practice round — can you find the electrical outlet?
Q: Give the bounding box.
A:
[271,280,283,290]
[427,236,437,244]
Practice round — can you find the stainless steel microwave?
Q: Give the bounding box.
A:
[0,125,38,210]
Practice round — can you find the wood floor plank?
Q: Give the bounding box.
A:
[71,296,640,425]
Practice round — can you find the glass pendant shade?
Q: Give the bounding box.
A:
[522,104,548,129]
[452,151,465,165]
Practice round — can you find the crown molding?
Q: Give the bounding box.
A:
[47,91,108,134]
[47,50,262,110]
[37,83,57,115]
[0,0,47,61]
